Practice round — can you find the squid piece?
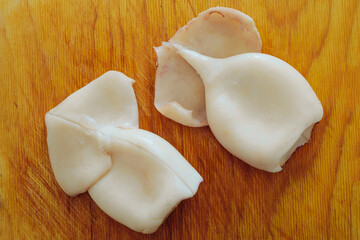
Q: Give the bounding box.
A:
[45,71,202,233]
[155,7,262,127]
[89,127,202,234]
[177,48,323,172]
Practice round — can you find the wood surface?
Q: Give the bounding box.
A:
[0,0,359,239]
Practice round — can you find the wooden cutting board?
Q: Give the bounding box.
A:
[1,0,359,239]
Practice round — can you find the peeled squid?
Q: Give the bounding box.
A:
[45,71,202,233]
[177,48,323,172]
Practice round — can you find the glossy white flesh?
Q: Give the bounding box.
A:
[46,71,137,196]
[178,49,323,172]
[45,71,202,233]
[155,7,262,127]
[89,127,202,234]
[45,114,111,196]
[49,70,139,130]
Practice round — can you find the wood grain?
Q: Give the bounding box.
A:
[0,0,359,239]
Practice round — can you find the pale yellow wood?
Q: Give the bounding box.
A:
[0,0,359,239]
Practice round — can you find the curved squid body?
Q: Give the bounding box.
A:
[45,71,202,233]
[177,48,323,172]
